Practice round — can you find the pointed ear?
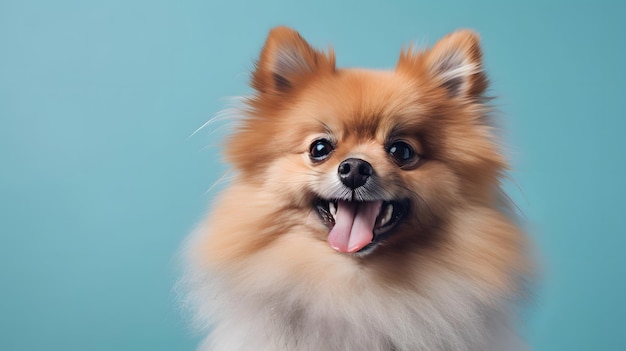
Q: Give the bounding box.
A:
[398,30,488,100]
[252,27,335,95]
[426,30,487,99]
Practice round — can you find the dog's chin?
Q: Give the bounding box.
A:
[315,197,410,256]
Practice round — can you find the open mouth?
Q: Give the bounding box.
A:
[315,198,409,254]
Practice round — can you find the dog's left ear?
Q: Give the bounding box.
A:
[399,30,488,100]
[252,27,335,95]
[427,30,488,99]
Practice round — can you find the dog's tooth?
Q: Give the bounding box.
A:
[329,201,337,217]
[380,203,393,226]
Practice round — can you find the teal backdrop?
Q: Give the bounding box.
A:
[1,0,624,350]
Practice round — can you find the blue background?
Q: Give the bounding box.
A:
[1,0,624,350]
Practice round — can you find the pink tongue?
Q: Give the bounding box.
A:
[327,200,382,253]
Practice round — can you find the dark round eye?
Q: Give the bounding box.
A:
[310,139,334,161]
[388,141,419,168]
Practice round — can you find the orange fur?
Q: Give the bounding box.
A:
[184,27,532,351]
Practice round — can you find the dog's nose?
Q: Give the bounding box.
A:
[338,158,373,190]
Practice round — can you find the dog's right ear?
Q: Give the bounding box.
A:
[252,27,335,95]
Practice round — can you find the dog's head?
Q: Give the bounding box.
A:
[225,27,505,257]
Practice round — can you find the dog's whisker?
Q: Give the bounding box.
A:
[204,171,235,195]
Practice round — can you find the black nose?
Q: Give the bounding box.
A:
[338,158,373,190]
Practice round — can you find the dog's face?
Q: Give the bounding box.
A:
[223,27,506,259]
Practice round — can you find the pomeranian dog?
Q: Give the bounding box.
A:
[183,27,531,351]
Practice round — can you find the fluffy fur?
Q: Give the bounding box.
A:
[182,27,531,351]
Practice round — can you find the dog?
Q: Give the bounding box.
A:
[182,26,531,351]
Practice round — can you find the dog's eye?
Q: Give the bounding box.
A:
[389,141,419,168]
[310,139,334,161]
